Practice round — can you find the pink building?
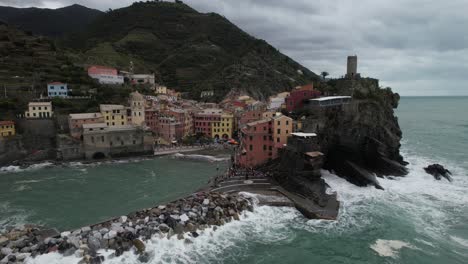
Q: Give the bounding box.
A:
[145,109,159,133]
[237,119,273,168]
[238,110,264,128]
[87,65,124,84]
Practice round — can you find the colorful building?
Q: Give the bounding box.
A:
[0,121,15,137]
[88,65,124,85]
[25,102,53,118]
[100,104,127,127]
[47,82,69,97]
[237,119,273,168]
[212,112,234,139]
[155,85,168,95]
[238,110,264,129]
[237,113,293,168]
[285,84,321,112]
[193,109,222,137]
[145,109,159,134]
[167,108,193,137]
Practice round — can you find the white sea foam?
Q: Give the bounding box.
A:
[0,162,54,173]
[172,153,230,162]
[370,239,415,258]
[450,236,468,248]
[27,201,300,264]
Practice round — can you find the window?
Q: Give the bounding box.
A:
[277,129,281,134]
[263,145,267,151]
[277,137,280,143]
[121,122,124,125]
[133,140,136,145]
[91,136,95,143]
[112,122,115,126]
[249,145,253,151]
[254,127,256,131]
[263,136,267,140]
[277,121,280,126]
[249,136,253,141]
[101,136,105,142]
[286,121,289,125]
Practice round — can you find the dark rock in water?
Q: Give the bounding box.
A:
[424,164,453,182]
[132,239,145,254]
[89,255,105,264]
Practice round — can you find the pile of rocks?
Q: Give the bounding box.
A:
[0,192,253,264]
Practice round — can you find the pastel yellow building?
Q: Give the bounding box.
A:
[100,104,127,127]
[0,121,15,137]
[25,102,53,118]
[155,85,167,94]
[211,112,234,139]
[272,114,293,147]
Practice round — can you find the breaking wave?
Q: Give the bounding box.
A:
[172,153,230,162]
[0,162,54,173]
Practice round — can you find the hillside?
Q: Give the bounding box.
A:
[0,4,103,36]
[64,1,320,100]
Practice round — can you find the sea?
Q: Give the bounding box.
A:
[0,96,467,264]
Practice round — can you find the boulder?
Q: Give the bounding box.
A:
[0,248,12,256]
[158,224,170,233]
[132,239,145,254]
[87,236,101,252]
[103,231,117,240]
[424,164,453,182]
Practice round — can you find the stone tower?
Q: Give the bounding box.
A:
[129,91,145,127]
[346,55,358,79]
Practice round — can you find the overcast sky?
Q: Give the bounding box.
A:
[2,0,468,96]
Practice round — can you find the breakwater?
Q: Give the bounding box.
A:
[0,192,252,263]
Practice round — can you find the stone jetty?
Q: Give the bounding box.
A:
[0,192,252,264]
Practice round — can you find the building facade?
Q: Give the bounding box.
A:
[130,74,155,85]
[100,105,127,126]
[68,113,104,139]
[237,114,293,168]
[88,65,124,85]
[346,55,359,79]
[82,124,145,159]
[0,121,15,137]
[47,82,69,97]
[129,91,146,127]
[285,84,321,112]
[193,109,223,137]
[212,112,233,139]
[25,102,53,118]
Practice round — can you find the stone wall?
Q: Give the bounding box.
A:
[56,134,84,161]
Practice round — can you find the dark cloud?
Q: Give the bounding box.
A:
[1,0,467,95]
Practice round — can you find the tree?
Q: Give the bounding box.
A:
[321,71,329,80]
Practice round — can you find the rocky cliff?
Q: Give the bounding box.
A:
[303,81,407,189]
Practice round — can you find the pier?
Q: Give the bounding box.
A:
[207,168,339,220]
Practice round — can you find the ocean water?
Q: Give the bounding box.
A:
[2,97,468,263]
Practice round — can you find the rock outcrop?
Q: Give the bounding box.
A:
[303,84,408,189]
[424,164,452,182]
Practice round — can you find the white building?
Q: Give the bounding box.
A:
[25,102,53,118]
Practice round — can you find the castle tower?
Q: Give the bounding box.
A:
[129,91,145,127]
[346,55,358,79]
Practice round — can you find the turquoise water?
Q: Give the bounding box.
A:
[2,97,468,263]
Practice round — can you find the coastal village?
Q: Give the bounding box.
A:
[0,57,357,168]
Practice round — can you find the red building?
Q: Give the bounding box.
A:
[285,84,320,112]
[145,109,159,133]
[237,119,273,168]
[193,109,222,137]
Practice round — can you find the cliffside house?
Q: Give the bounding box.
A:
[25,102,53,119]
[237,113,293,168]
[0,121,15,137]
[268,92,290,110]
[88,65,124,85]
[68,113,104,139]
[100,105,127,127]
[238,109,264,129]
[82,123,144,159]
[285,84,321,112]
[307,96,352,109]
[47,82,69,97]
[130,74,155,85]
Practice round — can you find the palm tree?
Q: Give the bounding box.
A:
[321,71,329,80]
